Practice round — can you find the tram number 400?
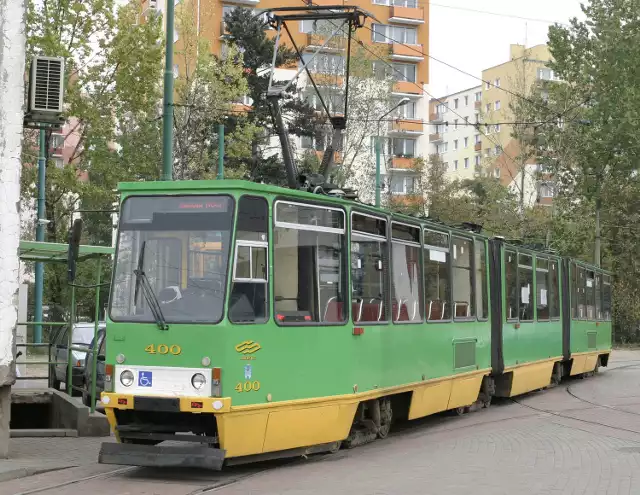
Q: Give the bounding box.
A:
[235,381,261,393]
[144,344,182,355]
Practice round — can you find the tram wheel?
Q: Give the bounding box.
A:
[377,398,393,439]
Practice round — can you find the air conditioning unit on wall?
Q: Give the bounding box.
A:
[28,56,65,115]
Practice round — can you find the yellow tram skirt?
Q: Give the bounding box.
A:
[101,368,490,459]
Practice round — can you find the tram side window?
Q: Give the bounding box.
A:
[571,263,578,318]
[351,213,388,323]
[577,266,586,319]
[519,254,534,321]
[273,201,346,324]
[595,273,602,320]
[424,230,451,321]
[452,237,474,319]
[230,197,268,323]
[586,270,595,320]
[536,258,550,320]
[391,223,422,323]
[602,275,612,320]
[474,241,488,320]
[505,250,518,320]
[549,260,560,319]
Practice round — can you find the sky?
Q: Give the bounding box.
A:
[428,0,586,96]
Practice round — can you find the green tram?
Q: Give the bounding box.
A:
[99,179,612,469]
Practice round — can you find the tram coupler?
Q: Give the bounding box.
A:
[99,442,226,470]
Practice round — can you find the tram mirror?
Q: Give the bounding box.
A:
[67,218,83,282]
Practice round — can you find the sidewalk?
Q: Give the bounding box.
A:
[0,435,115,482]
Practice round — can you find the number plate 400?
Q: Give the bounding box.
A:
[145,344,182,355]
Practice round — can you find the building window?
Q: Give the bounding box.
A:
[453,160,458,170]
[351,213,389,323]
[372,24,417,45]
[475,155,480,166]
[52,157,64,169]
[494,168,501,178]
[495,124,501,132]
[475,134,481,144]
[424,230,451,320]
[464,95,469,106]
[50,134,65,150]
[485,103,491,113]
[273,201,346,324]
[475,91,482,102]
[392,63,417,83]
[454,98,459,109]
[452,237,474,318]
[436,103,446,114]
[301,53,345,75]
[495,78,500,87]
[495,100,501,110]
[390,175,417,195]
[464,137,468,148]
[539,183,554,198]
[437,142,448,154]
[230,196,268,323]
[453,139,458,150]
[454,119,458,130]
[464,158,469,169]
[485,148,491,157]
[393,138,416,157]
[485,81,490,89]
[494,145,501,156]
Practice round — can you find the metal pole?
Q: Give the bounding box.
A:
[161,0,176,181]
[375,136,381,207]
[66,284,76,396]
[90,259,101,413]
[218,123,224,180]
[34,128,47,343]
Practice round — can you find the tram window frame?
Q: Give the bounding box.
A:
[229,196,269,325]
[536,257,550,321]
[518,253,534,322]
[595,272,603,320]
[272,199,348,326]
[423,228,451,322]
[474,239,488,321]
[390,221,423,324]
[505,249,519,321]
[602,274,612,321]
[451,235,475,321]
[586,269,596,321]
[351,211,390,324]
[571,262,578,319]
[577,265,586,320]
[549,259,560,320]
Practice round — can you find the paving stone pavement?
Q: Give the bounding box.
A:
[2,350,640,495]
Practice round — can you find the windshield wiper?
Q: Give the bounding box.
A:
[134,241,169,331]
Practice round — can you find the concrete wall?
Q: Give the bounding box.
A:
[0,0,28,459]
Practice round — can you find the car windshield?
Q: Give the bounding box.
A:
[109,195,234,324]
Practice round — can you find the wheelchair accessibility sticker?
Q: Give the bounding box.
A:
[138,371,153,387]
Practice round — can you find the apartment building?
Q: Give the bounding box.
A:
[140,0,430,204]
[428,44,556,207]
[428,85,481,180]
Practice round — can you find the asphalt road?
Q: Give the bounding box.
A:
[4,349,640,495]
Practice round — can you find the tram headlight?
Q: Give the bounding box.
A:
[120,370,134,387]
[191,373,206,390]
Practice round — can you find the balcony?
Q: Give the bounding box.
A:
[223,0,259,5]
[392,80,421,95]
[391,119,423,134]
[390,194,424,208]
[429,112,444,122]
[389,156,415,170]
[310,73,344,87]
[429,133,442,143]
[389,6,425,24]
[315,150,343,164]
[391,43,424,62]
[474,142,482,151]
[306,33,346,52]
[474,100,482,109]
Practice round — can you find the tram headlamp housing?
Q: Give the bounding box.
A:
[191,373,206,390]
[120,370,134,387]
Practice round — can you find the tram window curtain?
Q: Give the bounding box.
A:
[230,196,269,324]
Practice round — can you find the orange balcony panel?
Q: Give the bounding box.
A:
[315,150,343,164]
[394,81,420,94]
[313,73,344,86]
[390,6,424,21]
[474,101,482,109]
[391,157,415,169]
[393,119,423,133]
[390,194,424,207]
[474,142,482,151]
[232,103,251,113]
[429,133,442,142]
[392,43,423,59]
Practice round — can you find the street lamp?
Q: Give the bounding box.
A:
[376,97,410,207]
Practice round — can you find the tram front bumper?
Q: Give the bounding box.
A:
[99,442,226,470]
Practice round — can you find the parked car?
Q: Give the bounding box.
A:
[82,329,106,407]
[49,322,106,393]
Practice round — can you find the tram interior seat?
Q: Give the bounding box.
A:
[392,300,410,322]
[427,300,446,320]
[454,301,470,318]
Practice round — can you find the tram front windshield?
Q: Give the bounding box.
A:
[109,195,233,324]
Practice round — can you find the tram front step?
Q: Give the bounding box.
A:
[99,442,225,470]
